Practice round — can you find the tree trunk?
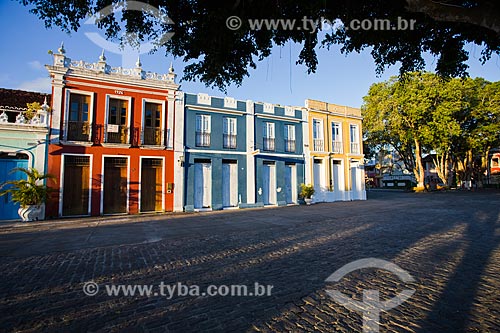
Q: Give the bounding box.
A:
[414,139,425,189]
[480,147,491,185]
[433,151,449,187]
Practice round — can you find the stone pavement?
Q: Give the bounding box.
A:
[0,191,499,332]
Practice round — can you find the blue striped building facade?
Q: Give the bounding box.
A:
[183,93,305,211]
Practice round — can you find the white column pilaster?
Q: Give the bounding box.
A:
[173,91,185,212]
[166,91,175,149]
[49,73,66,144]
[302,106,311,185]
[246,100,255,204]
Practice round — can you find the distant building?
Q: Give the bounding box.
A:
[486,149,500,187]
[490,151,500,175]
[304,99,366,201]
[0,88,51,219]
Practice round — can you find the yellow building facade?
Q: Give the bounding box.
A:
[304,99,366,201]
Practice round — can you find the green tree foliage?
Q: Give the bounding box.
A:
[363,73,500,188]
[18,0,500,89]
[24,102,41,121]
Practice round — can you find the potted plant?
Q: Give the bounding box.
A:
[299,183,315,205]
[0,167,55,222]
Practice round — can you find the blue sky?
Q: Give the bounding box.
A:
[0,1,499,108]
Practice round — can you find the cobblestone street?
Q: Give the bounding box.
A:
[0,190,499,332]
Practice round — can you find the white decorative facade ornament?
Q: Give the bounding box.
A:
[58,41,65,54]
[263,103,274,114]
[197,93,211,105]
[66,56,175,83]
[15,113,26,124]
[285,106,295,116]
[30,115,41,125]
[99,49,106,62]
[0,112,8,123]
[224,97,237,109]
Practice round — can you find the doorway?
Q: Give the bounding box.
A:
[332,160,344,201]
[62,155,90,216]
[140,158,163,212]
[222,160,238,208]
[313,159,324,191]
[284,163,297,204]
[262,161,276,205]
[0,155,29,220]
[194,161,212,209]
[103,157,128,214]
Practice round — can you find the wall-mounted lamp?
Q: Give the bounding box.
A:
[178,155,185,167]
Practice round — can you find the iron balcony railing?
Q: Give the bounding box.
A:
[263,137,275,151]
[332,141,343,154]
[285,139,296,153]
[350,142,360,154]
[313,139,324,151]
[196,131,211,147]
[93,124,103,144]
[66,121,91,142]
[142,127,164,146]
[223,134,237,149]
[105,125,129,144]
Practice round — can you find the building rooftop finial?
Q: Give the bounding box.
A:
[42,96,49,111]
[136,56,142,68]
[99,49,106,62]
[169,61,174,73]
[58,42,65,54]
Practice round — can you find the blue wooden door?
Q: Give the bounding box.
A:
[0,159,29,220]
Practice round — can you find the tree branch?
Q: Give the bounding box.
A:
[405,0,500,35]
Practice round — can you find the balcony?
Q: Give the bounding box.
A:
[0,109,49,128]
[285,139,296,153]
[350,142,360,154]
[313,139,324,151]
[263,137,275,151]
[223,134,237,149]
[143,127,163,146]
[332,141,343,154]
[196,131,211,147]
[66,121,91,141]
[105,125,129,144]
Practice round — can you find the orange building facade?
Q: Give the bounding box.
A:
[45,45,185,218]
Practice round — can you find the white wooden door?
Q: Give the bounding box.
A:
[229,163,238,206]
[202,163,212,207]
[313,160,323,191]
[194,162,211,208]
[332,161,344,200]
[222,162,238,207]
[268,164,276,204]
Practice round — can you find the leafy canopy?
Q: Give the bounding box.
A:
[19,0,500,90]
[362,72,500,184]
